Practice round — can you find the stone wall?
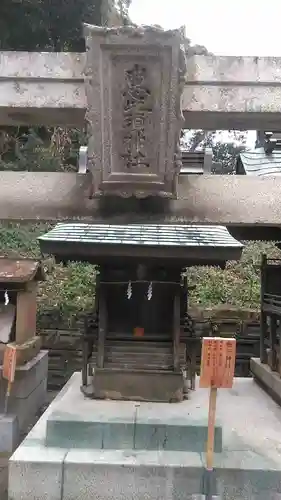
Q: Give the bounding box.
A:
[37,307,261,390]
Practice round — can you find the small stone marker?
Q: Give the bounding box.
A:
[199,337,236,499]
[2,343,17,413]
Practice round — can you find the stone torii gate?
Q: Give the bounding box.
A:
[1,24,281,235]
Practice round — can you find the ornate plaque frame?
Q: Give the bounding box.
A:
[84,24,187,199]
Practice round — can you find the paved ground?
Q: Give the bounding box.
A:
[0,391,58,499]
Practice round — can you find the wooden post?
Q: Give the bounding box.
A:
[260,254,267,364]
[279,320,281,377]
[94,268,100,317]
[97,286,107,369]
[270,314,278,371]
[173,293,180,371]
[81,339,88,386]
[183,275,188,314]
[260,311,268,364]
[206,386,218,470]
[190,341,197,391]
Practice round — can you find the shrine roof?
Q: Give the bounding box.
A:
[38,223,243,265]
[236,147,281,176]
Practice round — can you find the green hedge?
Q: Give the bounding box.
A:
[0,222,96,314]
[0,222,279,313]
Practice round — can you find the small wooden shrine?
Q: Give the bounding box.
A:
[0,258,45,364]
[39,224,242,402]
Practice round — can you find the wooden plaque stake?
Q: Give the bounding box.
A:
[206,386,217,471]
[2,344,17,414]
[199,337,236,498]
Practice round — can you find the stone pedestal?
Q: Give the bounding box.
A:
[0,350,48,453]
[8,372,281,500]
[92,368,185,402]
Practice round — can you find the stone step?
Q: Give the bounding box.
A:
[99,340,175,351]
[103,362,174,370]
[45,400,222,452]
[91,340,187,371]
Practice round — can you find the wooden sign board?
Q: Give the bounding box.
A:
[199,337,236,389]
[2,344,17,383]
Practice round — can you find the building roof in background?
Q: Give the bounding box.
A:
[236,148,281,176]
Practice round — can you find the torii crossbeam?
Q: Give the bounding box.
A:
[2,51,281,129]
[1,171,281,239]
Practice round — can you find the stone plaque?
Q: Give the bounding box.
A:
[83,24,187,198]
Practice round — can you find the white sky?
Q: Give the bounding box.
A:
[129,0,281,57]
[130,0,277,147]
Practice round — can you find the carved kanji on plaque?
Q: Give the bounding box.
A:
[84,24,187,198]
[121,64,152,170]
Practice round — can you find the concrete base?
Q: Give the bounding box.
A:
[250,357,281,406]
[0,350,48,453]
[9,372,281,500]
